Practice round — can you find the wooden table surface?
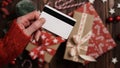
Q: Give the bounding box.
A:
[0,0,120,68]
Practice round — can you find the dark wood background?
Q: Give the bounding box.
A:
[0,0,120,68]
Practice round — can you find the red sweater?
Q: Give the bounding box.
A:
[0,20,30,67]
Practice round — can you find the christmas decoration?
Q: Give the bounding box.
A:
[54,0,116,11]
[29,33,64,62]
[16,0,36,16]
[64,11,96,63]
[115,15,120,21]
[64,2,116,64]
[10,59,16,65]
[112,57,118,64]
[102,0,107,3]
[117,3,120,8]
[108,17,114,22]
[106,15,120,23]
[89,0,95,4]
[26,30,64,67]
[109,8,115,14]
[0,0,13,18]
[107,16,114,23]
[55,0,85,10]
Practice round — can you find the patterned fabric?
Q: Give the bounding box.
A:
[76,3,116,62]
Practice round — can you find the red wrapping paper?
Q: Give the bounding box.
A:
[26,30,65,66]
[64,2,116,64]
[76,3,116,61]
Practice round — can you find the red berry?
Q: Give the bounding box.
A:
[116,16,120,21]
[10,58,16,65]
[108,17,114,22]
[11,60,15,64]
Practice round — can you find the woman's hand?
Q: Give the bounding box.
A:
[17,11,45,36]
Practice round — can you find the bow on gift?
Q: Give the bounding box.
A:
[29,31,64,63]
[67,13,96,62]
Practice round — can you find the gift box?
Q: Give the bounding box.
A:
[26,42,61,63]
[64,2,116,64]
[26,30,64,63]
[64,11,95,63]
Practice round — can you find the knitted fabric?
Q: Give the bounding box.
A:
[0,20,30,67]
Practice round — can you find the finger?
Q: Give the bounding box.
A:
[23,10,40,21]
[35,30,41,42]
[17,18,30,29]
[24,18,45,36]
[17,11,40,28]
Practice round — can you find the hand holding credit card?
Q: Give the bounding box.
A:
[40,5,76,39]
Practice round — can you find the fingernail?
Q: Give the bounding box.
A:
[40,18,46,23]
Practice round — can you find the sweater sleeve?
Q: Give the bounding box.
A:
[0,20,30,67]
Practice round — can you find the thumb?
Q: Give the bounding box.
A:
[24,18,45,36]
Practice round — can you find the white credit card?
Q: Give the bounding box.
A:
[40,5,76,39]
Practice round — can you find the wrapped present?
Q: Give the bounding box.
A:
[64,2,116,64]
[26,30,64,63]
[64,11,95,63]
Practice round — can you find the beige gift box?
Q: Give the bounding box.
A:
[26,42,61,63]
[64,11,94,64]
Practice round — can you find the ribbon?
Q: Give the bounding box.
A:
[29,31,64,63]
[55,0,85,10]
[67,13,96,62]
